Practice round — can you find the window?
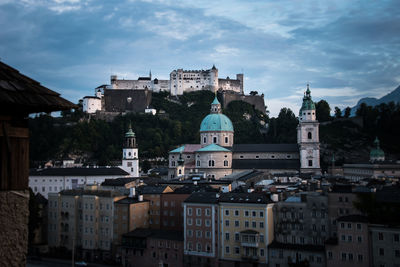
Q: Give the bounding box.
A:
[235,210,239,216]
[205,208,210,216]
[205,219,211,227]
[213,137,217,143]
[223,160,228,166]
[328,251,333,259]
[225,233,229,240]
[341,253,347,261]
[348,235,352,242]
[196,160,200,166]
[203,137,206,144]
[260,249,265,256]
[235,233,240,241]
[340,222,345,229]
[395,250,400,258]
[187,218,192,225]
[196,230,202,238]
[196,219,202,226]
[395,234,400,242]
[188,208,192,216]
[347,223,352,229]
[379,248,384,256]
[225,137,228,144]
[357,254,363,262]
[235,221,239,227]
[245,211,249,217]
[308,132,312,139]
[197,208,201,216]
[225,209,229,216]
[308,160,313,167]
[252,221,256,228]
[225,220,229,226]
[260,222,264,228]
[187,230,193,237]
[245,221,249,227]
[208,160,215,167]
[225,246,230,254]
[206,231,211,238]
[197,243,202,252]
[260,211,264,217]
[235,247,240,254]
[260,235,264,243]
[378,232,384,240]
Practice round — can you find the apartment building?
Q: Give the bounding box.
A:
[370,224,400,267]
[218,192,274,267]
[48,187,125,261]
[326,215,370,267]
[121,228,184,267]
[138,185,173,229]
[183,192,220,267]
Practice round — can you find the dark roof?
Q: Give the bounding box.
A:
[269,240,325,252]
[337,215,369,223]
[376,186,400,203]
[138,77,151,81]
[232,159,300,170]
[123,228,183,241]
[232,144,299,153]
[240,229,258,234]
[60,189,120,197]
[30,167,129,176]
[138,185,169,194]
[218,192,272,204]
[115,197,149,204]
[184,192,219,204]
[102,178,137,186]
[0,61,76,115]
[330,184,353,193]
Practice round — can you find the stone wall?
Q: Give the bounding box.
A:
[0,190,29,267]
[221,91,266,114]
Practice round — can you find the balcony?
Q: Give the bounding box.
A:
[240,230,259,248]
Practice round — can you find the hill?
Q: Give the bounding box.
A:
[29,91,268,167]
[351,85,400,114]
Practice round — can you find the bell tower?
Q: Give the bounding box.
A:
[297,84,321,174]
[121,123,139,177]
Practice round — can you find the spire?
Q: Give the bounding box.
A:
[374,136,380,149]
[211,95,221,114]
[125,122,135,138]
[149,69,152,80]
[212,64,217,70]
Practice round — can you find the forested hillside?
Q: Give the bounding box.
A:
[29,91,400,170]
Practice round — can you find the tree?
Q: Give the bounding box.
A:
[316,100,331,122]
[334,107,342,119]
[344,107,351,118]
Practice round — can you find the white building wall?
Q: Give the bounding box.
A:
[200,131,234,147]
[83,97,102,114]
[169,68,218,96]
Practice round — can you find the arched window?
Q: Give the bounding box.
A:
[172,161,175,167]
[224,160,228,167]
[196,160,200,167]
[178,169,182,174]
[208,160,215,167]
[213,137,217,143]
[308,132,312,139]
[203,137,207,143]
[225,136,228,144]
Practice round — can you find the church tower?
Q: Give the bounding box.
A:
[121,123,139,177]
[297,84,321,174]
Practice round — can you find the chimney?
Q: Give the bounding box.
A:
[138,195,143,201]
[129,187,136,198]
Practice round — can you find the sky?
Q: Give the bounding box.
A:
[1,0,400,116]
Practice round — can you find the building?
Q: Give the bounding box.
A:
[170,65,243,96]
[120,228,184,267]
[326,215,370,267]
[183,192,220,267]
[168,85,321,179]
[29,167,130,198]
[218,192,274,267]
[120,124,140,177]
[269,192,328,267]
[138,185,174,229]
[110,73,169,93]
[370,224,400,267]
[47,187,125,261]
[82,95,102,114]
[297,84,321,173]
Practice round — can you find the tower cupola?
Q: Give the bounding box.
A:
[299,84,316,121]
[370,137,385,162]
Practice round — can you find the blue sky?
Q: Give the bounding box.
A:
[1,0,399,116]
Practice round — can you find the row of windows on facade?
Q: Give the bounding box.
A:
[186,242,267,257]
[49,201,112,211]
[171,160,229,167]
[203,136,229,144]
[223,220,265,228]
[187,208,264,218]
[279,223,327,232]
[33,178,84,183]
[277,235,323,245]
[279,210,326,219]
[376,232,400,242]
[327,251,365,262]
[271,251,323,263]
[82,239,110,248]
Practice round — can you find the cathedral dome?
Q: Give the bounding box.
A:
[200,113,234,132]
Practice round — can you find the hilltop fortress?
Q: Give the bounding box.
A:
[82,65,264,115]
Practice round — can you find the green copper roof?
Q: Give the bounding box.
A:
[197,144,231,152]
[170,145,185,153]
[125,124,136,137]
[370,137,385,159]
[212,96,220,105]
[299,84,316,115]
[200,113,234,132]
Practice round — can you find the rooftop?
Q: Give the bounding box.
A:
[196,143,231,152]
[337,215,369,223]
[30,167,129,177]
[232,144,299,153]
[232,159,300,170]
[184,192,219,204]
[101,178,137,186]
[115,197,149,204]
[218,192,272,204]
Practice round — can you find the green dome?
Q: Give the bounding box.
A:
[200,113,234,132]
[299,85,316,115]
[370,137,385,160]
[125,123,136,137]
